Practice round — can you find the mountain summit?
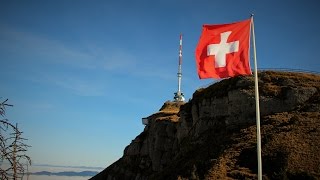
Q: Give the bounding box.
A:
[91,71,320,180]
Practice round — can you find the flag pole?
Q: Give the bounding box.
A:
[251,14,262,180]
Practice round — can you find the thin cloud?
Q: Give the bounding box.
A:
[48,75,107,97]
[0,25,96,69]
[0,25,181,94]
[0,25,144,73]
[24,71,107,97]
[103,50,138,71]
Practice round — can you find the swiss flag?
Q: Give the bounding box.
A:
[195,19,252,79]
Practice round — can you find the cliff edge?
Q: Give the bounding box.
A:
[91,71,320,180]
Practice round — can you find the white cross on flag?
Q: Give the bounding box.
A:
[195,19,252,79]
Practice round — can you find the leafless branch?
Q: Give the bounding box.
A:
[0,99,31,180]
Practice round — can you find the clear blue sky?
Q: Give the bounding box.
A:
[0,0,319,168]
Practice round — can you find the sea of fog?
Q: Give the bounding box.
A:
[21,165,102,180]
[24,175,89,180]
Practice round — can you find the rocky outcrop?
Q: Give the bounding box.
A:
[91,71,320,180]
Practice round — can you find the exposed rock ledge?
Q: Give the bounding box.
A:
[91,71,320,180]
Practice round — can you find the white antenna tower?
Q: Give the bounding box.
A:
[173,33,185,102]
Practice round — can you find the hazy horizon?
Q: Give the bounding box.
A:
[23,164,100,180]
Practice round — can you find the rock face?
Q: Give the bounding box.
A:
[91,71,320,180]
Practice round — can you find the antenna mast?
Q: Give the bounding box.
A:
[174,33,185,102]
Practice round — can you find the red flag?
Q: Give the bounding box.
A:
[195,19,252,79]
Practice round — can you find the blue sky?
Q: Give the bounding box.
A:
[0,0,319,168]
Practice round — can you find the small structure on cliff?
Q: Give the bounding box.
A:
[142,117,148,125]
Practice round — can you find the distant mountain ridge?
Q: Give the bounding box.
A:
[31,170,98,177]
[33,163,104,170]
[92,71,320,180]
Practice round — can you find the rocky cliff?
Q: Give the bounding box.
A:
[91,71,320,180]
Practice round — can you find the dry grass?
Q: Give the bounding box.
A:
[193,71,320,102]
[145,101,185,123]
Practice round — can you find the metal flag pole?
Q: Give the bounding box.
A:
[251,14,262,180]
